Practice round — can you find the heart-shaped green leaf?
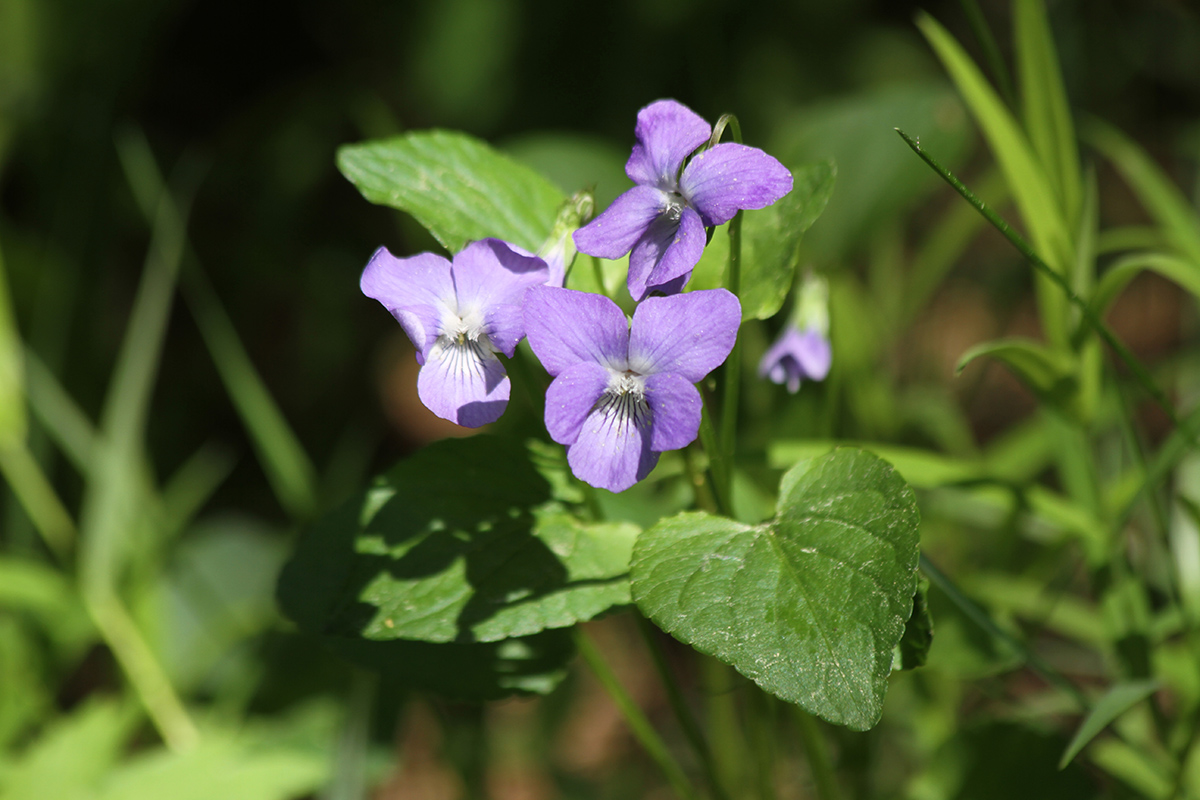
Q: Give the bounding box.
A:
[337,130,565,253]
[631,448,920,730]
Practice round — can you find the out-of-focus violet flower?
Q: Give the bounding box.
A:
[524,286,741,492]
[573,99,792,301]
[757,327,831,393]
[758,272,831,393]
[361,238,548,427]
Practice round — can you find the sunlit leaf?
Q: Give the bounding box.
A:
[337,130,565,254]
[632,448,920,730]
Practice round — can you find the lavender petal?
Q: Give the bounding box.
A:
[628,289,741,382]
[573,185,666,260]
[625,100,711,188]
[642,205,706,297]
[567,393,658,493]
[544,361,610,445]
[417,340,510,427]
[360,247,454,357]
[523,286,630,377]
[643,372,702,452]
[680,143,794,226]
[794,329,832,380]
[452,239,549,311]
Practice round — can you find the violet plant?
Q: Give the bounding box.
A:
[280,96,925,800]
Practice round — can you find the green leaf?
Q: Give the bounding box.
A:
[1015,0,1082,225]
[337,130,565,254]
[277,435,636,644]
[893,577,933,671]
[0,700,137,800]
[1086,120,1200,267]
[918,12,1073,344]
[92,728,328,800]
[1091,251,1200,316]
[632,448,920,730]
[741,159,837,320]
[689,159,837,320]
[956,337,1077,409]
[1059,680,1160,769]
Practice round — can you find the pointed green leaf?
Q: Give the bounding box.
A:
[277,436,637,645]
[1059,680,1160,769]
[1091,251,1200,316]
[918,13,1072,275]
[956,337,1077,408]
[690,159,837,319]
[1015,0,1081,224]
[337,130,565,253]
[1086,120,1200,268]
[632,448,920,730]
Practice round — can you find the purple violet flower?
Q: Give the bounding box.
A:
[361,238,548,427]
[524,286,741,492]
[573,99,793,301]
[758,327,831,394]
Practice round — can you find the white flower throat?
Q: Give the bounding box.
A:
[430,308,497,375]
[595,368,649,430]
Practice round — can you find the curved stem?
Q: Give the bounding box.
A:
[793,708,842,800]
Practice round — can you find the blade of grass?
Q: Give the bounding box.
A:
[1086,120,1200,267]
[22,347,97,473]
[895,129,1192,443]
[77,159,198,752]
[116,129,317,519]
[1060,680,1160,769]
[956,0,1016,109]
[1015,0,1082,225]
[918,11,1074,345]
[0,237,75,559]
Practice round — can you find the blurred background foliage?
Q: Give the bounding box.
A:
[2,0,1200,797]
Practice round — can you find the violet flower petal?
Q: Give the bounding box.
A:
[794,329,832,380]
[544,361,611,445]
[568,397,658,493]
[360,247,454,358]
[625,100,711,188]
[523,287,629,377]
[482,303,527,358]
[628,289,742,383]
[417,343,510,427]
[452,239,548,311]
[642,205,706,298]
[644,372,702,452]
[573,185,667,260]
[680,143,794,227]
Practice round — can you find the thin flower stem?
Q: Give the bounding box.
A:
[574,628,702,800]
[792,708,842,800]
[895,130,1193,444]
[746,687,777,800]
[715,117,745,515]
[699,396,732,516]
[718,210,745,514]
[635,615,733,800]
